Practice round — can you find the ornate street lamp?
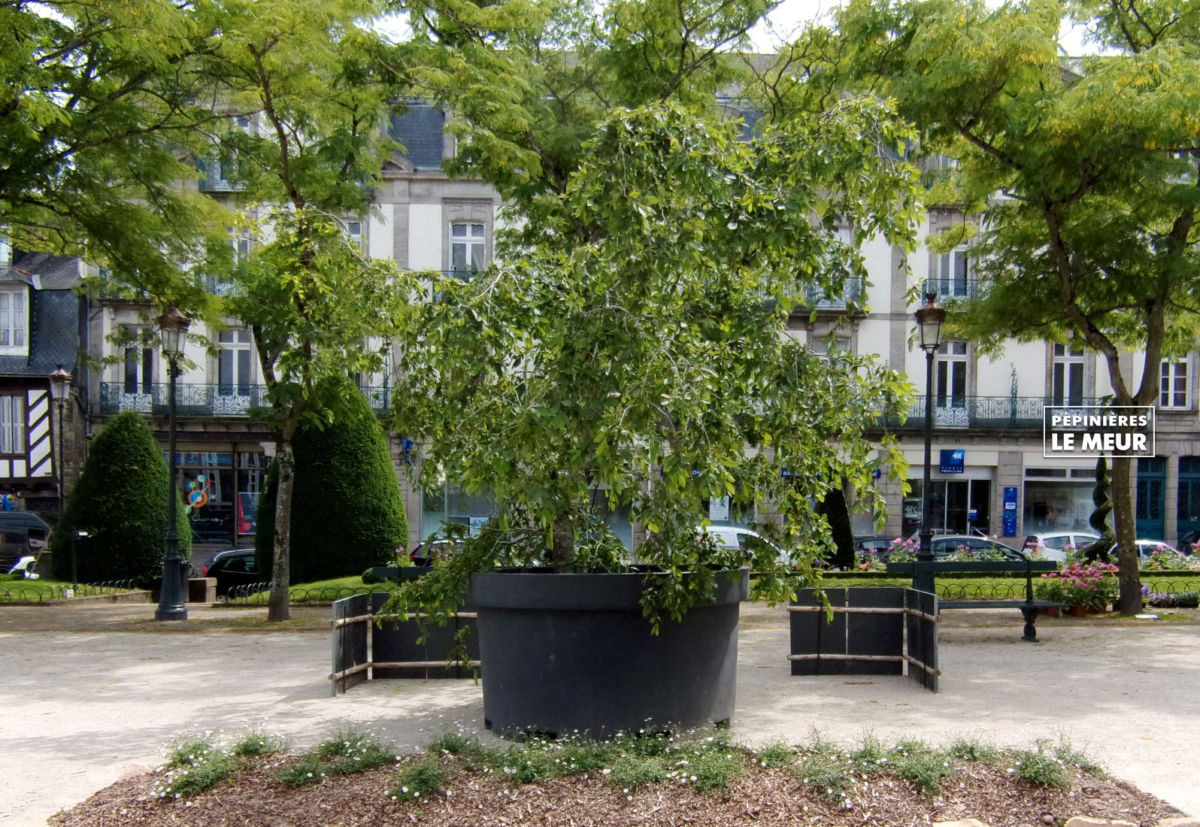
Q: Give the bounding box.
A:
[49,365,72,586]
[914,293,946,594]
[155,308,190,621]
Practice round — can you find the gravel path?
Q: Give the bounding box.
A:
[1,601,1197,826]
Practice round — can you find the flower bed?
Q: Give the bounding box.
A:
[1034,562,1119,611]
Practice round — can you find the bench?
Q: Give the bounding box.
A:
[885,557,1064,642]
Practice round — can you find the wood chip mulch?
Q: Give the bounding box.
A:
[48,756,1183,827]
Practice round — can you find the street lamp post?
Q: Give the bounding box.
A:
[914,294,946,595]
[155,308,190,622]
[49,365,72,586]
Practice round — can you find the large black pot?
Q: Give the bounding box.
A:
[469,567,749,739]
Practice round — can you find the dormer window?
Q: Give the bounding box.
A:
[0,287,27,353]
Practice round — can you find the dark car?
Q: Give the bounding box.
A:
[853,536,895,560]
[928,535,1025,561]
[202,548,268,597]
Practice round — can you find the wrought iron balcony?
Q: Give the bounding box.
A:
[802,276,865,310]
[878,395,1107,430]
[99,383,392,417]
[920,277,983,300]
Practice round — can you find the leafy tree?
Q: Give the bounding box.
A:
[213,0,408,620]
[833,0,1200,613]
[1,0,229,308]
[255,379,407,583]
[393,100,920,623]
[50,411,190,586]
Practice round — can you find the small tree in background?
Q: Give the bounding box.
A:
[818,488,857,570]
[50,411,190,585]
[256,379,407,583]
[1083,456,1116,563]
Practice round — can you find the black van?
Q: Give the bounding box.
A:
[0,512,51,572]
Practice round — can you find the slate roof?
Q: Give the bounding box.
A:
[0,253,82,378]
[390,102,446,171]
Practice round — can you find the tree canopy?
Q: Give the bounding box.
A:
[831,0,1200,611]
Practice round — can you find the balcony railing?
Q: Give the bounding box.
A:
[803,277,865,310]
[878,396,1107,430]
[921,278,983,300]
[99,383,392,417]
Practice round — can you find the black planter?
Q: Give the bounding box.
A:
[468,567,749,739]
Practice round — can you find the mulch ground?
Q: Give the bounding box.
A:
[49,755,1183,827]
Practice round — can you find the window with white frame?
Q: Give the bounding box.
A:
[935,341,968,408]
[0,395,23,455]
[122,326,153,395]
[346,220,363,250]
[1160,359,1190,408]
[0,288,27,352]
[450,222,486,275]
[1052,344,1085,406]
[933,248,969,298]
[218,329,252,397]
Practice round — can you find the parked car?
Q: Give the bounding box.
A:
[1022,531,1101,563]
[853,536,895,560]
[1179,528,1200,551]
[202,548,267,597]
[699,525,790,565]
[409,536,458,567]
[1113,539,1178,562]
[6,555,39,579]
[927,535,1025,561]
[0,512,50,573]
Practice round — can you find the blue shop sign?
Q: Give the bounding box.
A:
[1002,486,1019,537]
[939,449,965,474]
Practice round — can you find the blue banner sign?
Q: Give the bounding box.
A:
[1002,486,1018,537]
[939,449,965,474]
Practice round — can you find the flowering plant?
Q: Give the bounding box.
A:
[945,544,1008,562]
[1144,546,1200,571]
[886,537,918,562]
[1035,562,1119,610]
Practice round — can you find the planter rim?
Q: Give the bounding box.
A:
[470,566,750,612]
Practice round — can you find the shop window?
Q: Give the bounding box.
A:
[0,288,28,353]
[0,395,23,455]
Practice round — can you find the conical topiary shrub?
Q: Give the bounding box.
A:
[256,380,407,584]
[50,410,191,586]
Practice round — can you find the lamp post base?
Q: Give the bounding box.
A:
[155,604,188,621]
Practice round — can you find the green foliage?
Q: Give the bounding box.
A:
[393,98,919,626]
[50,411,190,586]
[389,758,448,801]
[755,742,793,769]
[1013,746,1070,789]
[232,732,286,758]
[888,741,953,794]
[1,1,229,309]
[279,731,397,787]
[155,736,233,799]
[798,754,852,801]
[949,738,998,763]
[256,379,407,583]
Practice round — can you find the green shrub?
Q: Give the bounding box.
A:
[232,732,285,757]
[1013,747,1069,788]
[889,741,953,794]
[257,379,407,583]
[51,411,190,586]
[755,742,792,769]
[155,736,232,799]
[390,758,448,801]
[279,731,397,787]
[798,754,851,800]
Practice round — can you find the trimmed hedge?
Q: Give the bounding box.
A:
[50,410,191,586]
[256,382,407,583]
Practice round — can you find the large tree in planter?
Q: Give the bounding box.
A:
[255,378,408,584]
[392,100,920,624]
[50,411,191,586]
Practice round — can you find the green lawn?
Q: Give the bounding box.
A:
[0,578,134,603]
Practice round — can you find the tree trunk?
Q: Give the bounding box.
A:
[1110,454,1142,615]
[551,513,574,572]
[267,441,295,622]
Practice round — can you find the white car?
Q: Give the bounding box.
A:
[1022,532,1101,563]
[6,555,39,579]
[698,525,790,564]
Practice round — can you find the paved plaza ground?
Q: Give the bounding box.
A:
[1,600,1197,826]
